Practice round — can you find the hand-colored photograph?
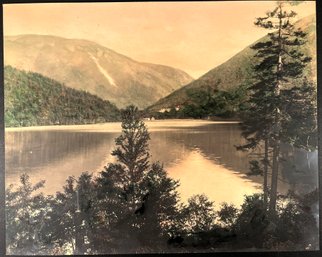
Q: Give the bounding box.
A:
[3,0,318,254]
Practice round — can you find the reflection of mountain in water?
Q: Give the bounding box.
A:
[150,124,253,176]
[5,122,317,196]
[149,123,318,195]
[5,130,119,175]
[165,149,260,206]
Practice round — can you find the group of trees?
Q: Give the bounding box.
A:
[4,66,120,127]
[5,1,318,254]
[6,106,180,254]
[237,0,317,218]
[181,86,249,119]
[6,105,318,254]
[151,85,248,120]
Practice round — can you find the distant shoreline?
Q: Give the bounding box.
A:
[5,119,241,132]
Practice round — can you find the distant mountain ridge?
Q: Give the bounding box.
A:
[4,34,193,109]
[148,15,316,111]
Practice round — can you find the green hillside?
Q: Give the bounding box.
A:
[4,66,120,127]
[148,15,316,112]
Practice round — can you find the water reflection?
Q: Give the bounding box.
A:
[6,131,119,193]
[149,124,251,173]
[166,149,260,207]
[5,121,317,205]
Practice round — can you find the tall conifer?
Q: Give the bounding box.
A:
[239,1,313,215]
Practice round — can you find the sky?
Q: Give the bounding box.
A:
[3,1,316,78]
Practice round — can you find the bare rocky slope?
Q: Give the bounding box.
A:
[4,35,193,109]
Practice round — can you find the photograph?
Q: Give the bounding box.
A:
[2,0,319,254]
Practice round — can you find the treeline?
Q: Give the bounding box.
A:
[4,66,120,127]
[6,106,318,254]
[149,85,248,120]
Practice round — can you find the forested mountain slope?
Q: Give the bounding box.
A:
[5,66,120,127]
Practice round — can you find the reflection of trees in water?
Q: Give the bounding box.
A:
[5,131,118,174]
[150,124,252,175]
[149,124,318,195]
[280,144,318,194]
[6,124,317,195]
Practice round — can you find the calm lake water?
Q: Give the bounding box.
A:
[5,120,318,207]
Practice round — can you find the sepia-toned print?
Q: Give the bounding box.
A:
[3,1,318,254]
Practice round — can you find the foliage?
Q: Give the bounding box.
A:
[234,194,270,248]
[248,160,263,176]
[97,105,151,251]
[46,173,103,254]
[273,200,318,249]
[4,66,120,127]
[217,203,239,228]
[280,80,317,150]
[138,162,181,248]
[238,1,317,215]
[6,173,318,253]
[180,194,216,234]
[152,85,249,120]
[93,105,181,252]
[5,174,54,254]
[181,86,248,119]
[6,105,318,253]
[148,13,315,114]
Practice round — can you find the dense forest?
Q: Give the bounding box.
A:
[4,66,120,127]
[148,85,249,120]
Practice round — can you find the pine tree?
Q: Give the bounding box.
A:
[45,176,84,254]
[5,174,53,254]
[104,105,150,221]
[138,162,180,249]
[239,1,314,215]
[97,105,180,252]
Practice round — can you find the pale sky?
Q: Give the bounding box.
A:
[3,1,316,78]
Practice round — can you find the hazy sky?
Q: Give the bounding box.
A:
[4,1,316,78]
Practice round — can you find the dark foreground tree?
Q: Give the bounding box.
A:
[5,175,54,254]
[238,1,316,215]
[6,102,318,253]
[180,194,216,234]
[46,173,100,254]
[38,106,181,254]
[7,176,318,253]
[97,105,180,252]
[138,162,180,248]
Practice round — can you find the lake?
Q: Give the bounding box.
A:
[5,120,317,207]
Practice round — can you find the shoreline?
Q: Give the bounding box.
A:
[5,119,241,132]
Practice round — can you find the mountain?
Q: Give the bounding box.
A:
[4,66,120,127]
[4,35,193,109]
[148,15,316,112]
